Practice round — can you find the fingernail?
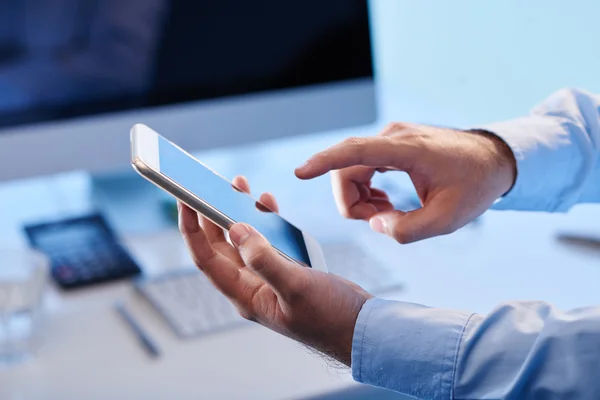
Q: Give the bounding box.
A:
[370,217,386,234]
[229,224,252,246]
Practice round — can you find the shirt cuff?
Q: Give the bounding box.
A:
[351,298,473,400]
[477,116,586,212]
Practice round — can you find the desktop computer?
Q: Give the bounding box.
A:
[0,0,404,315]
[0,0,379,243]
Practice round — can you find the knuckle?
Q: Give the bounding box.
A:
[245,245,272,268]
[391,215,458,244]
[193,248,219,270]
[338,207,353,219]
[393,229,414,244]
[237,308,256,322]
[382,122,406,135]
[180,227,194,242]
[396,129,425,145]
[205,248,220,262]
[377,135,396,146]
[342,136,367,148]
[179,220,198,238]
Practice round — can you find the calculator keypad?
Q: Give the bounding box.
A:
[24,214,142,289]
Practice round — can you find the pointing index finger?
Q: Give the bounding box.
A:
[294,136,415,179]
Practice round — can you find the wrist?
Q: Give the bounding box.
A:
[318,293,370,367]
[466,128,517,195]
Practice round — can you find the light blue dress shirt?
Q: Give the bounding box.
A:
[351,88,600,399]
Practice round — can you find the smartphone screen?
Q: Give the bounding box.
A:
[156,135,312,267]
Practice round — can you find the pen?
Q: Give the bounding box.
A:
[114,302,161,358]
[556,233,600,251]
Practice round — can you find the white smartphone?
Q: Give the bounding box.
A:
[130,123,327,272]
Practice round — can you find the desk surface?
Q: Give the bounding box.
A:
[2,93,600,399]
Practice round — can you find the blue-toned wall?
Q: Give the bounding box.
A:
[371,0,600,125]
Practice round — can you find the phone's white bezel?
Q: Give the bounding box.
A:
[131,123,160,172]
[130,123,327,272]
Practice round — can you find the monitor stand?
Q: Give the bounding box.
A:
[90,170,176,235]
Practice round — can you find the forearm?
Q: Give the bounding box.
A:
[477,88,600,211]
[352,298,600,399]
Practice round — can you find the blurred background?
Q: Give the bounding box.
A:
[375,0,600,124]
[1,1,599,399]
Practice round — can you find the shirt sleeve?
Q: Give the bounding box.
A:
[352,298,600,399]
[477,88,600,212]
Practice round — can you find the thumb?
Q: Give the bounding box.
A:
[369,196,456,244]
[229,223,298,292]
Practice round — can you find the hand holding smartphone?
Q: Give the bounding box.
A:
[130,124,327,271]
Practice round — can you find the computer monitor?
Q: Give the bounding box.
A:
[0,0,376,182]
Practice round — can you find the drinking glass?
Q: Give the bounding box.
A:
[0,247,49,366]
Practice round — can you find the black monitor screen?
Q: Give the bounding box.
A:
[0,0,372,129]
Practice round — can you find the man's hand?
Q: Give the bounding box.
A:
[179,176,372,366]
[295,123,517,244]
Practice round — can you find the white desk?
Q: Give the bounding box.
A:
[2,99,600,399]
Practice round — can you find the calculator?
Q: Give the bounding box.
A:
[24,214,142,290]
